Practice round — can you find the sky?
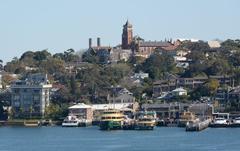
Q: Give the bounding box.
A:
[0,0,240,63]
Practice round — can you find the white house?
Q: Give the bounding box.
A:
[132,72,149,80]
[208,40,221,48]
[172,87,187,96]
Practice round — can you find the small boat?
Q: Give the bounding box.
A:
[209,117,228,128]
[62,115,81,127]
[99,109,124,130]
[156,119,166,127]
[41,119,53,126]
[134,111,156,130]
[24,120,40,127]
[230,117,240,127]
[122,115,135,130]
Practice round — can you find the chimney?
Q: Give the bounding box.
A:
[89,38,92,48]
[97,37,101,47]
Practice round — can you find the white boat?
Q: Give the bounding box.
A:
[210,117,228,128]
[233,117,240,124]
[230,117,240,127]
[62,115,81,127]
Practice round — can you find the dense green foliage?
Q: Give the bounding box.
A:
[135,50,176,80]
[1,39,240,115]
[0,102,8,120]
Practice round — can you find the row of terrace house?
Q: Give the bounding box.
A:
[142,102,213,120]
[107,86,135,104]
[215,86,240,106]
[153,75,233,98]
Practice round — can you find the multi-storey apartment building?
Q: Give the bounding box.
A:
[11,73,52,117]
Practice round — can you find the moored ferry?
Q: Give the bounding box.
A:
[99,109,124,130]
[134,111,156,130]
[178,111,198,127]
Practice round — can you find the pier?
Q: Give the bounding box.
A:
[186,119,211,132]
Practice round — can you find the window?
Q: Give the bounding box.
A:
[34,89,40,93]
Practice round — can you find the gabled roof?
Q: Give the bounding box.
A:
[69,103,92,109]
[124,20,132,28]
[172,87,187,92]
[139,41,172,47]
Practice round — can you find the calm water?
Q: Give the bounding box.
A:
[1,126,240,151]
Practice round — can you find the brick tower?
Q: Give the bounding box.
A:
[122,20,133,49]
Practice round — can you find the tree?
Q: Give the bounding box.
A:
[45,104,68,120]
[190,85,209,100]
[51,87,74,105]
[64,49,79,62]
[39,58,65,74]
[70,75,77,95]
[221,39,240,51]
[33,50,51,61]
[82,50,97,63]
[140,51,175,80]
[206,79,220,97]
[0,102,8,120]
[53,53,65,60]
[206,59,231,75]
[183,40,210,52]
[4,57,23,73]
[0,90,11,106]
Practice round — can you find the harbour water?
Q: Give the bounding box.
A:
[1,127,240,151]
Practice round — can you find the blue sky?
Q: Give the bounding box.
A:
[1,0,240,63]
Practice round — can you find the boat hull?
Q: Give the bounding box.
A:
[229,123,240,128]
[134,125,154,130]
[62,122,80,127]
[209,123,229,128]
[99,121,122,130]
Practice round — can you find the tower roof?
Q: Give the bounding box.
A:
[124,20,132,28]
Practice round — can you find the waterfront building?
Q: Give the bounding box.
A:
[92,102,139,121]
[188,103,213,117]
[68,103,93,123]
[142,103,189,119]
[11,73,52,117]
[68,102,139,122]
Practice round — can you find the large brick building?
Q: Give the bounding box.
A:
[121,20,181,58]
